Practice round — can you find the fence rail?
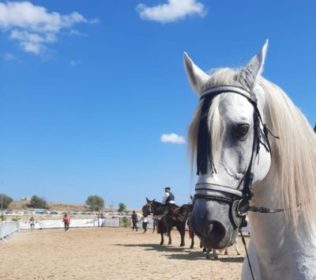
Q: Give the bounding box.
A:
[18,218,122,230]
[0,222,20,239]
[1,216,157,236]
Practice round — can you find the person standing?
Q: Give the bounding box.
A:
[29,216,35,231]
[142,215,148,233]
[131,211,138,231]
[63,213,71,231]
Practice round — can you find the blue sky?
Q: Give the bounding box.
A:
[0,0,315,209]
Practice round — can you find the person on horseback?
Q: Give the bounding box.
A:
[162,187,175,206]
[162,187,180,220]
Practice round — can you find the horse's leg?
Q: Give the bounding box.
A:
[212,249,219,260]
[206,249,218,260]
[160,232,164,245]
[178,224,185,247]
[200,239,211,259]
[205,249,210,259]
[168,228,172,245]
[180,228,185,247]
[235,238,241,255]
[190,230,194,249]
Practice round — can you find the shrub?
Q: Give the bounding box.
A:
[120,217,129,227]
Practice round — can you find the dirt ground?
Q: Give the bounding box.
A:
[0,227,247,280]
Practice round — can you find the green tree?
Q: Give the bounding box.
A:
[86,195,104,211]
[118,202,126,213]
[0,194,13,210]
[120,216,129,227]
[29,195,49,209]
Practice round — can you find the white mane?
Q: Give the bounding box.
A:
[259,78,316,233]
[188,68,316,234]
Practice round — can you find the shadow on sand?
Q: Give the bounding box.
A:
[219,257,245,263]
[116,243,244,262]
[116,243,187,253]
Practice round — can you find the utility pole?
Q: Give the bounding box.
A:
[0,194,3,223]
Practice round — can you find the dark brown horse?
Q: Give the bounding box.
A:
[142,198,191,247]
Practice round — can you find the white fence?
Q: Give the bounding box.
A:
[19,218,121,230]
[0,222,20,239]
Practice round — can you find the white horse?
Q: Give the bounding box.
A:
[184,41,316,279]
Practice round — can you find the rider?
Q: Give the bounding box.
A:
[162,186,176,206]
[162,187,180,219]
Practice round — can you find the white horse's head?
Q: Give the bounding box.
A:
[184,42,273,249]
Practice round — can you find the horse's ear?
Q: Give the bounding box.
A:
[146,197,150,203]
[239,40,269,90]
[184,52,210,96]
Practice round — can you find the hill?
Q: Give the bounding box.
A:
[8,200,87,212]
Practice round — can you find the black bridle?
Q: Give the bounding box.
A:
[143,201,154,217]
[194,86,280,229]
[143,200,169,218]
[193,85,280,280]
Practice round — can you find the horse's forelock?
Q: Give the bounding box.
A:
[188,68,239,175]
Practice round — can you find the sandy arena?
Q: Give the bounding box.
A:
[0,227,247,280]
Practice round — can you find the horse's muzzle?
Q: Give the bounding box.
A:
[190,199,237,249]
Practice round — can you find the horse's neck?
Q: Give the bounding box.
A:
[180,205,191,216]
[247,180,316,279]
[153,203,167,215]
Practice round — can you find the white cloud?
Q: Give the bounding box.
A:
[137,0,206,23]
[3,52,16,61]
[161,133,186,144]
[0,1,94,55]
[70,59,83,67]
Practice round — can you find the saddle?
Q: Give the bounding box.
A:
[167,205,185,222]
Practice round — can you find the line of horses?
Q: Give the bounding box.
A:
[142,198,240,259]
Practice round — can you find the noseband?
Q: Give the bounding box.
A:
[194,85,279,229]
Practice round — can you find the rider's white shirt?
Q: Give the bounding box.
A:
[162,192,175,204]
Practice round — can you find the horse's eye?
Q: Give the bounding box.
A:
[232,123,249,140]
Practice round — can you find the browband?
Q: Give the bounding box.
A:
[200,85,256,103]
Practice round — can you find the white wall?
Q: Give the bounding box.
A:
[0,222,20,239]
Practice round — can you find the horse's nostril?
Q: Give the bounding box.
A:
[203,221,226,249]
[209,221,226,240]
